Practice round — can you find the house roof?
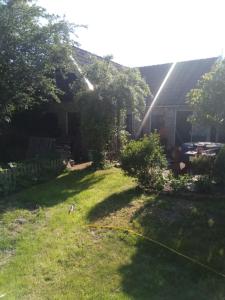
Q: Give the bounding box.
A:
[74,47,123,69]
[139,57,219,106]
[74,47,219,107]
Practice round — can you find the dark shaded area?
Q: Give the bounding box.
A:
[0,131,29,162]
[88,187,141,222]
[0,166,102,214]
[121,195,225,299]
[11,108,61,138]
[0,107,61,162]
[0,107,86,162]
[175,111,192,145]
[68,112,87,162]
[0,65,85,163]
[89,187,225,299]
[119,238,225,300]
[55,69,85,102]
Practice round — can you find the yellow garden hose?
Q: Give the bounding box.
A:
[87,224,225,279]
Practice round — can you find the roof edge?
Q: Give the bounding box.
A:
[138,56,220,69]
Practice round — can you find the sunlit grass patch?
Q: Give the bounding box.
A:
[0,167,225,299]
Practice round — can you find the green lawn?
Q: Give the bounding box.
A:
[0,167,225,299]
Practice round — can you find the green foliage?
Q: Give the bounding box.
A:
[187,60,225,133]
[190,148,225,188]
[85,59,150,120]
[120,133,167,191]
[88,150,106,168]
[79,59,150,167]
[214,146,225,185]
[191,155,214,176]
[0,158,65,196]
[79,90,115,167]
[0,0,82,121]
[1,168,225,298]
[194,175,213,193]
[170,174,192,193]
[119,130,131,150]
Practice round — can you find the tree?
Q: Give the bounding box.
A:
[78,58,151,165]
[187,59,225,139]
[0,0,82,121]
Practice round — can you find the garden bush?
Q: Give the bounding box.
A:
[170,174,193,193]
[194,175,213,193]
[213,146,225,185]
[191,155,214,176]
[88,150,107,169]
[120,133,167,191]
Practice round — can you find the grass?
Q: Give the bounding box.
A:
[0,167,225,299]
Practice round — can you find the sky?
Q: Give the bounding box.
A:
[37,0,225,67]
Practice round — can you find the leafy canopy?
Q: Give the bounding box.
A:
[86,58,150,120]
[187,59,225,130]
[78,58,151,163]
[0,0,82,121]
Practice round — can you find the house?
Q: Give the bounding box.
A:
[139,57,219,148]
[1,48,219,162]
[47,47,123,138]
[49,49,219,150]
[35,48,124,161]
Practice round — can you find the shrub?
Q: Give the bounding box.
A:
[119,130,131,151]
[88,150,106,169]
[194,175,213,193]
[191,155,214,176]
[120,133,167,191]
[214,146,225,185]
[170,174,193,193]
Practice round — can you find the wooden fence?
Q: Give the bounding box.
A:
[0,159,65,196]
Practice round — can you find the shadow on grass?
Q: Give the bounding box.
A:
[88,186,225,299]
[87,187,141,222]
[119,194,225,299]
[0,166,104,215]
[119,239,225,300]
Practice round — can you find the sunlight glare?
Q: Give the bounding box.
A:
[136,62,177,138]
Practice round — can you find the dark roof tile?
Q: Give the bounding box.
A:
[139,57,219,106]
[74,47,123,69]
